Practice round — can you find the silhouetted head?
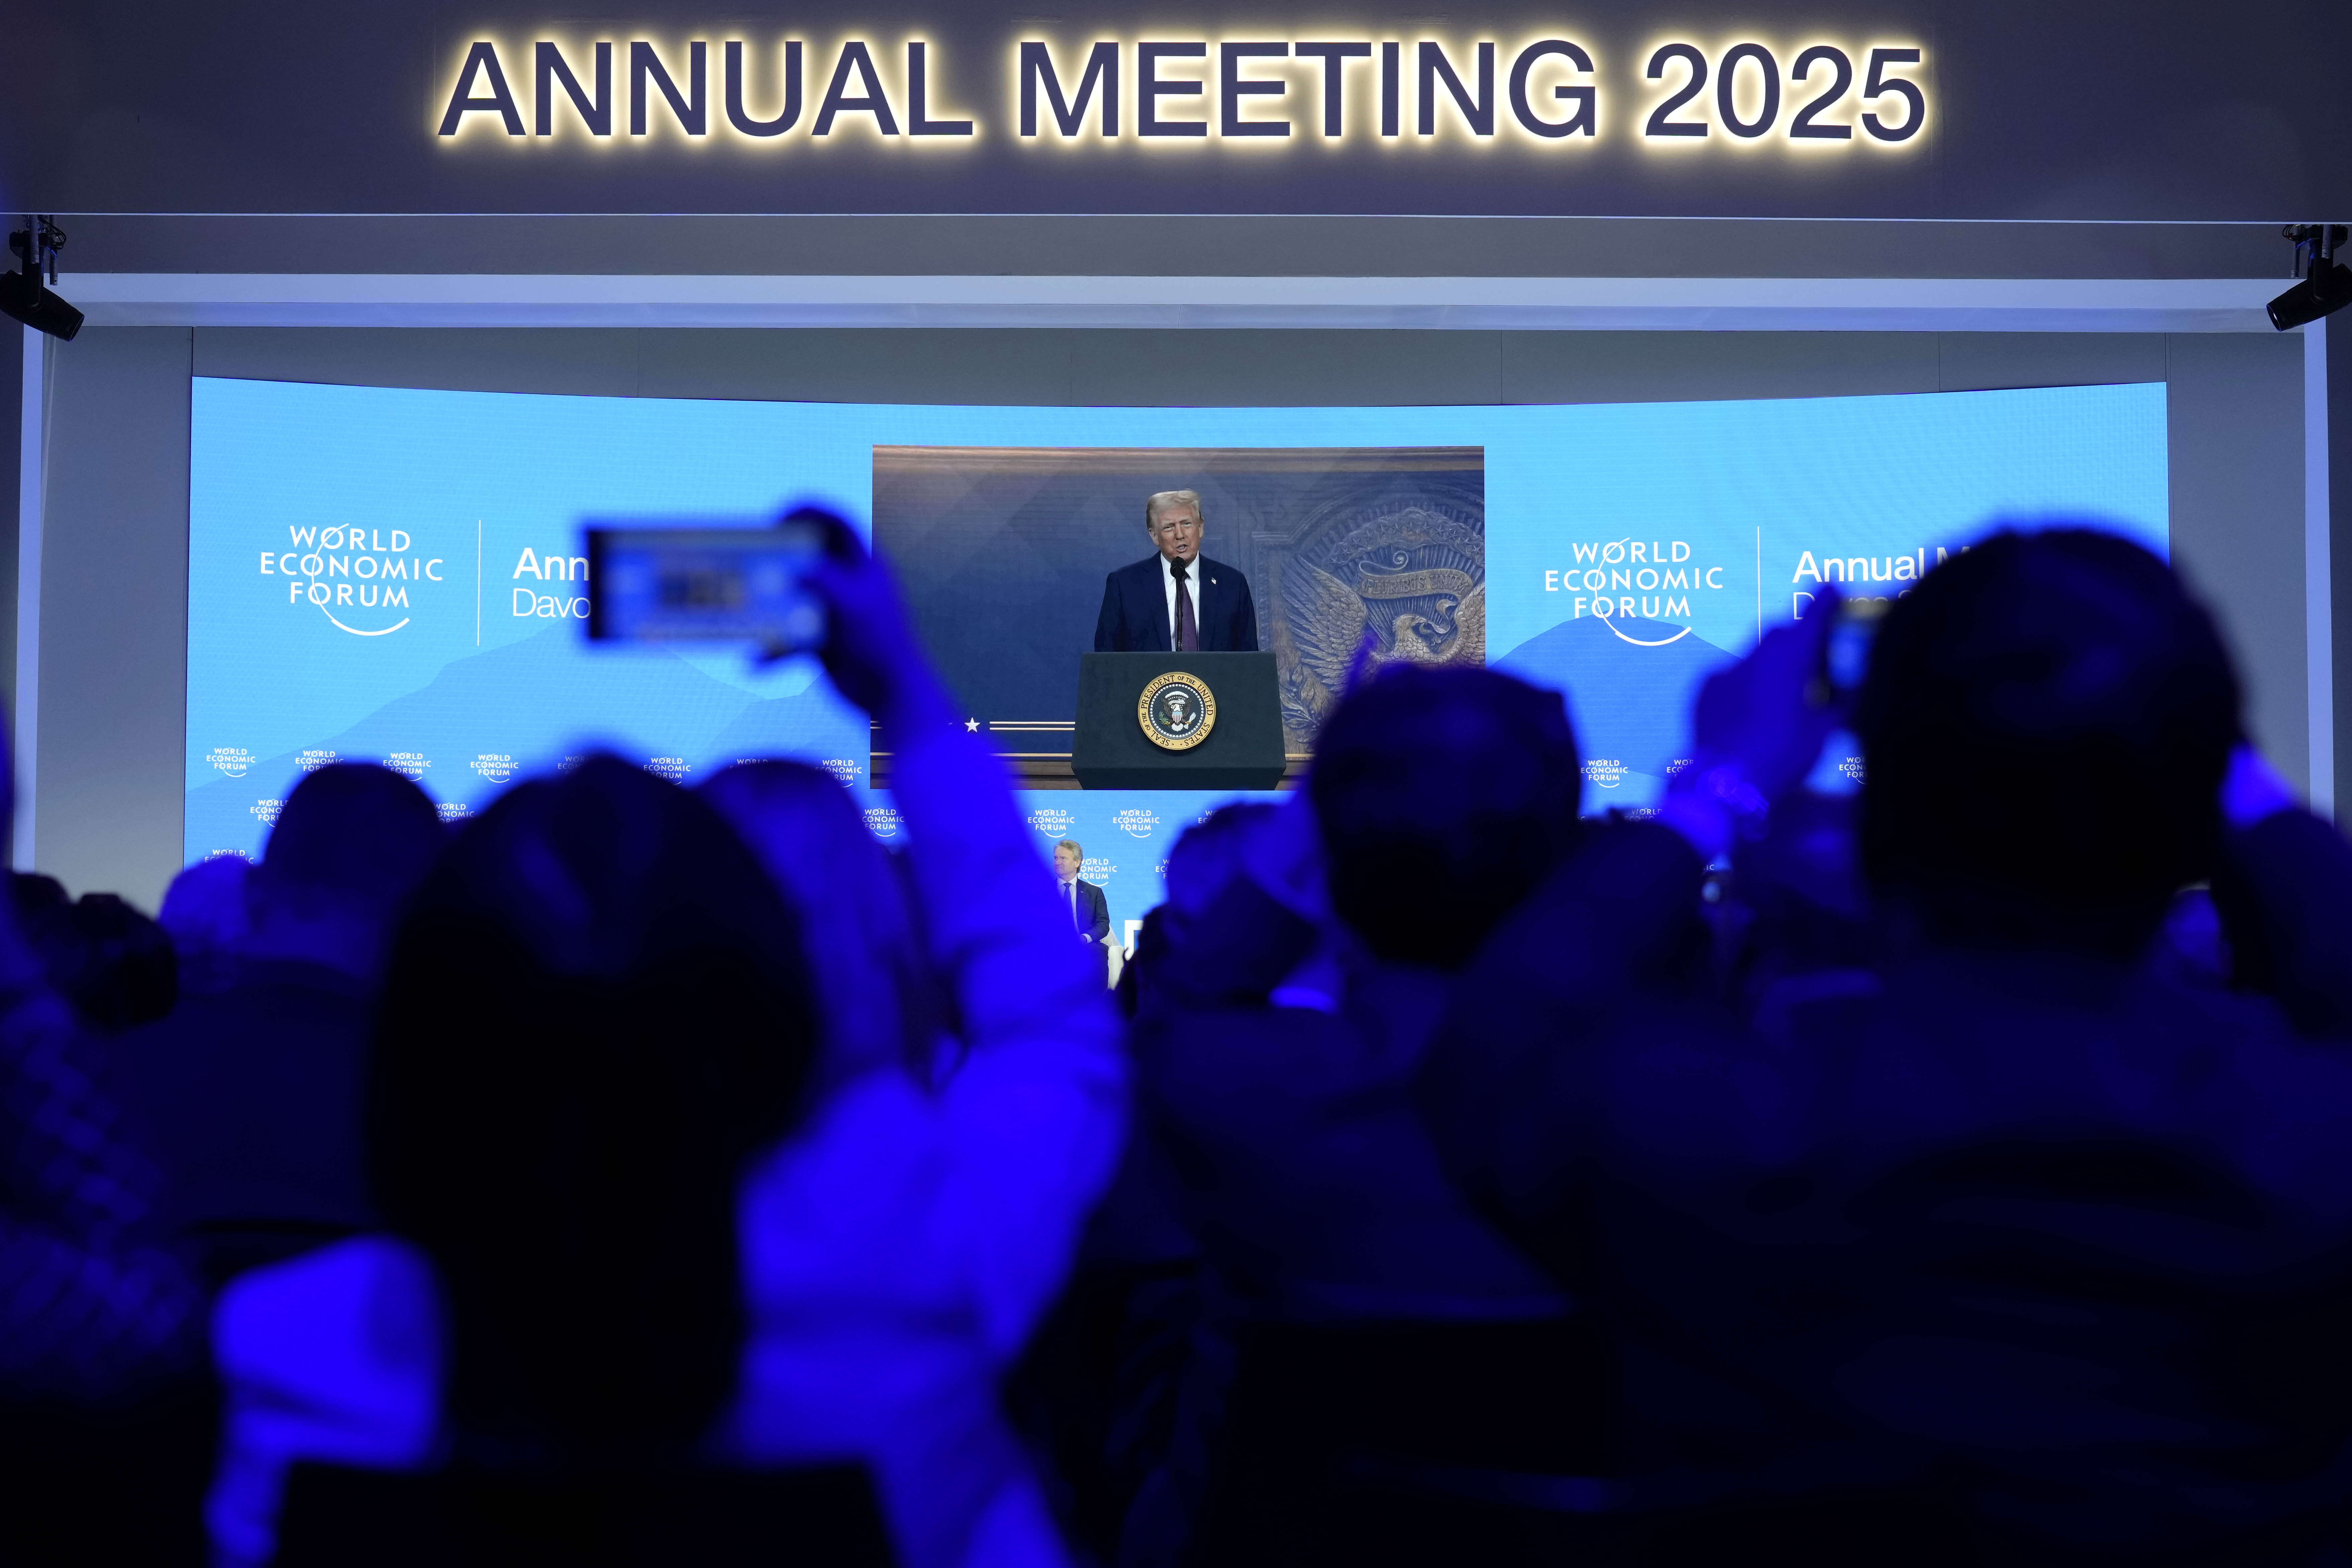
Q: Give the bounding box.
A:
[1310,666,1582,968]
[252,764,444,979]
[700,759,935,1090]
[1855,527,2240,959]
[1153,802,1316,1005]
[160,856,252,995]
[372,756,816,1463]
[160,856,250,953]
[1164,803,1282,928]
[20,891,177,1034]
[11,871,66,920]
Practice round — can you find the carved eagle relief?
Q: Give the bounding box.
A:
[1276,507,1485,741]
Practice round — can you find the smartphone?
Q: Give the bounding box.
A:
[584,518,827,652]
[1821,595,1890,712]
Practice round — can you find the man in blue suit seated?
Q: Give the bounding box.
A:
[1093,489,1260,654]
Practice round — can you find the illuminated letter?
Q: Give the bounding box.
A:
[1220,42,1289,137]
[1418,41,1494,135]
[725,40,802,135]
[631,40,708,135]
[815,42,900,135]
[1380,42,1400,136]
[1138,42,1207,136]
[1294,42,1371,137]
[906,42,973,135]
[1508,40,1594,137]
[1019,41,1118,136]
[536,41,611,136]
[438,42,524,136]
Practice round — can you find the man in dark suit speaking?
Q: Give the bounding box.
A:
[1093,489,1260,653]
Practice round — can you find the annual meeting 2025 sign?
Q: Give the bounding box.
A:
[434,33,1930,153]
[4,1,2345,220]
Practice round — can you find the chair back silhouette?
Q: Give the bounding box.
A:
[273,1460,896,1568]
[1190,1315,1610,1567]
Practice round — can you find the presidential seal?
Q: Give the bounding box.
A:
[1138,671,1217,751]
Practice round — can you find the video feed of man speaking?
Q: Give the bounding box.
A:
[870,445,1487,780]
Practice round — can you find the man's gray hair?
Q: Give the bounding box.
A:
[1145,490,1203,531]
[1055,838,1084,858]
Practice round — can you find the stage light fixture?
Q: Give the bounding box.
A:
[2268,223,2352,332]
[1,217,83,342]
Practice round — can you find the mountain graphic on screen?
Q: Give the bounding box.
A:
[1492,614,1737,792]
[184,627,857,856]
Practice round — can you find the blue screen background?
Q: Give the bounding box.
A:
[187,378,2167,936]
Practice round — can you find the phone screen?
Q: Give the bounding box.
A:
[585,520,828,651]
[1823,596,1890,709]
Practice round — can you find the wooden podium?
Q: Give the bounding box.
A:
[1071,652,1288,791]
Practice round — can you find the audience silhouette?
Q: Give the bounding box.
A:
[117,763,444,1287]
[203,519,1124,1568]
[8,518,2352,1567]
[1424,529,2352,1564]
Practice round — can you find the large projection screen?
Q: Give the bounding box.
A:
[186,377,2167,931]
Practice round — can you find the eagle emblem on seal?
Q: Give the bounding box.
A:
[1275,506,1486,745]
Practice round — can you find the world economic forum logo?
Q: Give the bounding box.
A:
[261,525,444,637]
[1542,537,1727,648]
[1027,806,1076,840]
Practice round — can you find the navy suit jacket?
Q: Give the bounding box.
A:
[1061,876,1112,944]
[1093,554,1259,653]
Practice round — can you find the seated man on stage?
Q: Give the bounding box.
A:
[1093,490,1260,654]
